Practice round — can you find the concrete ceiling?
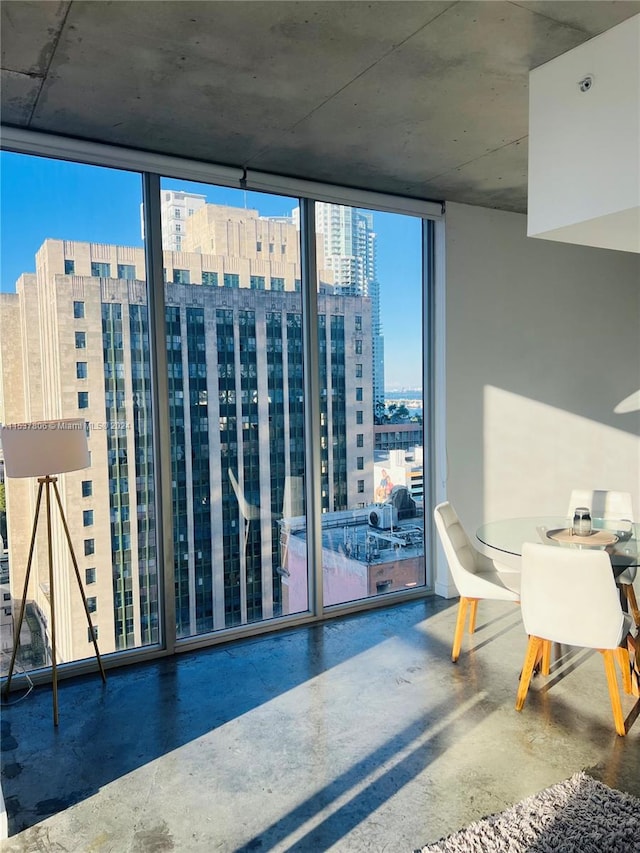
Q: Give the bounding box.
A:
[2,0,639,212]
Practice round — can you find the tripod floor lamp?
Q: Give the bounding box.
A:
[1,418,106,725]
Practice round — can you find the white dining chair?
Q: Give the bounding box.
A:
[434,502,520,662]
[566,489,639,627]
[566,488,633,522]
[515,542,636,737]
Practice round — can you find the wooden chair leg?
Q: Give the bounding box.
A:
[468,599,479,634]
[628,634,639,698]
[452,597,470,663]
[516,636,542,711]
[623,583,640,628]
[615,645,632,695]
[601,649,626,737]
[541,639,552,676]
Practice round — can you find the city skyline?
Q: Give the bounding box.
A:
[0,165,426,674]
[0,225,376,659]
[0,152,423,388]
[0,226,427,666]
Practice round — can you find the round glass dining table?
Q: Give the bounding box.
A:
[476,516,640,573]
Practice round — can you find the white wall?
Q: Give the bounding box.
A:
[436,202,640,594]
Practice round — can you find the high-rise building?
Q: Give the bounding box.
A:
[0,203,374,668]
[313,203,375,289]
[295,203,384,410]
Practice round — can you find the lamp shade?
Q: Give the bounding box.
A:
[0,419,90,478]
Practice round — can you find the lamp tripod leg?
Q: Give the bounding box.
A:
[2,481,45,698]
[44,479,60,726]
[52,480,106,684]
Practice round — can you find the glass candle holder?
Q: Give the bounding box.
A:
[572,507,592,536]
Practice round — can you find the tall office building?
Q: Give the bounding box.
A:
[296,203,384,410]
[0,203,374,667]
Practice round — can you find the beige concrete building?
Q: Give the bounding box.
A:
[0,203,375,670]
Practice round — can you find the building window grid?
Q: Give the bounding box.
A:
[239,309,263,625]
[103,302,135,651]
[330,314,347,509]
[187,307,214,634]
[267,312,287,615]
[217,308,241,628]
[166,306,190,638]
[318,314,330,511]
[130,303,158,645]
[285,310,306,572]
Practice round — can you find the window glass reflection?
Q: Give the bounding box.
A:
[159,181,309,635]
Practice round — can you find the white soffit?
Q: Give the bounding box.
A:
[527,14,640,253]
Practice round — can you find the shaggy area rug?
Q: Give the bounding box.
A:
[416,772,640,852]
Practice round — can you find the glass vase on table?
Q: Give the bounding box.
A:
[572,507,592,537]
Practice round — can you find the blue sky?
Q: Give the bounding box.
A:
[1,152,423,388]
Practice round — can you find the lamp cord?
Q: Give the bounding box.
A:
[0,649,34,705]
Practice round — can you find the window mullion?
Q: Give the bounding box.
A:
[300,199,323,617]
[142,172,176,651]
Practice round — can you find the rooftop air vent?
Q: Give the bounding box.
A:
[368,504,398,530]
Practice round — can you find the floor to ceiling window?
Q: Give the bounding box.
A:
[0,138,437,682]
[0,152,159,677]
[312,204,428,607]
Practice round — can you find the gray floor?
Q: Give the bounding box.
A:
[1,595,639,852]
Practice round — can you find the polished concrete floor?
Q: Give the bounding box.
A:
[1,595,639,852]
